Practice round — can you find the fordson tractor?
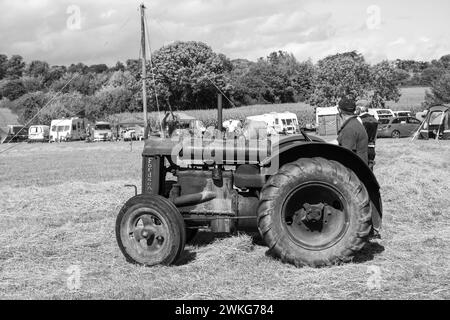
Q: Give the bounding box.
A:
[115,98,382,267]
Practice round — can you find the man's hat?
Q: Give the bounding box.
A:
[338,97,357,114]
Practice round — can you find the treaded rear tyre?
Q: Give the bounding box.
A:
[116,194,186,266]
[257,157,372,267]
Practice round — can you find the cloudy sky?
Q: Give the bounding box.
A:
[1,0,449,66]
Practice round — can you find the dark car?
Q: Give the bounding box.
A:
[377,116,421,138]
[3,125,29,143]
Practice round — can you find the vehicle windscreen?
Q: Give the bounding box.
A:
[377,110,392,115]
[30,127,41,134]
[12,127,24,134]
[95,124,111,130]
[378,119,390,125]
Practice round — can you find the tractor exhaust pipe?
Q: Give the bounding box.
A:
[217,93,223,132]
[172,191,217,207]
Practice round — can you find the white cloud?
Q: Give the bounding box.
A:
[0,0,449,65]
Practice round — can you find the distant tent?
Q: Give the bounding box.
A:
[315,106,341,136]
[416,105,450,140]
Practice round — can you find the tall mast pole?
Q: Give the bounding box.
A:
[140,3,148,138]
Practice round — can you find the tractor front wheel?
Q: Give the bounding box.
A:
[257,158,372,267]
[116,194,186,266]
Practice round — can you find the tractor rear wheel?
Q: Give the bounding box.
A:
[257,158,372,267]
[116,194,186,266]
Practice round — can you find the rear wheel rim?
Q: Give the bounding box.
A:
[281,182,350,251]
[392,131,400,138]
[120,207,171,262]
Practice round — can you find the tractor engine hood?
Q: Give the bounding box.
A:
[142,133,323,165]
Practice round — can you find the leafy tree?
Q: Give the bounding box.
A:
[148,41,229,110]
[13,91,49,125]
[26,60,50,78]
[50,72,107,95]
[107,70,138,89]
[22,76,45,93]
[68,63,88,74]
[0,79,26,100]
[88,64,109,74]
[45,65,67,86]
[5,55,26,79]
[421,66,445,85]
[94,85,135,116]
[0,54,8,80]
[112,61,125,72]
[310,51,371,107]
[125,59,140,79]
[369,61,402,108]
[424,72,450,106]
[438,54,450,69]
[229,52,315,106]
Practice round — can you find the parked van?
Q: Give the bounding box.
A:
[93,121,113,142]
[50,118,86,142]
[367,108,395,121]
[28,125,49,142]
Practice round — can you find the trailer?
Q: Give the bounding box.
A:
[49,118,87,142]
[28,125,50,142]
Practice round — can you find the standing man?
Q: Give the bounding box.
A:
[336,96,369,165]
[357,105,378,170]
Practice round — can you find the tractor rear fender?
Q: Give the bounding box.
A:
[261,142,382,228]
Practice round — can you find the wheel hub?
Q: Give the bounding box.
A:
[129,214,167,253]
[295,203,325,223]
[282,183,350,250]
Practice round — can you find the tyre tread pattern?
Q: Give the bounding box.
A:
[257,157,372,267]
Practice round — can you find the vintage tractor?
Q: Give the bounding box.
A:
[115,98,382,267]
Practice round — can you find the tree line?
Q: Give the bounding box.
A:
[1,42,450,126]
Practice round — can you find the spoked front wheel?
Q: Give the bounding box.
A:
[116,194,186,266]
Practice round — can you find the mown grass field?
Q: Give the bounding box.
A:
[386,86,430,112]
[0,137,449,300]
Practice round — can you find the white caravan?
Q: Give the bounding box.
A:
[49,117,87,142]
[28,125,50,142]
[246,112,299,135]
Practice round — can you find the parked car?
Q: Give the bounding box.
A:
[28,125,50,142]
[2,125,28,143]
[393,110,412,118]
[377,116,422,138]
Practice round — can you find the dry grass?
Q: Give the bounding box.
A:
[0,138,449,300]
